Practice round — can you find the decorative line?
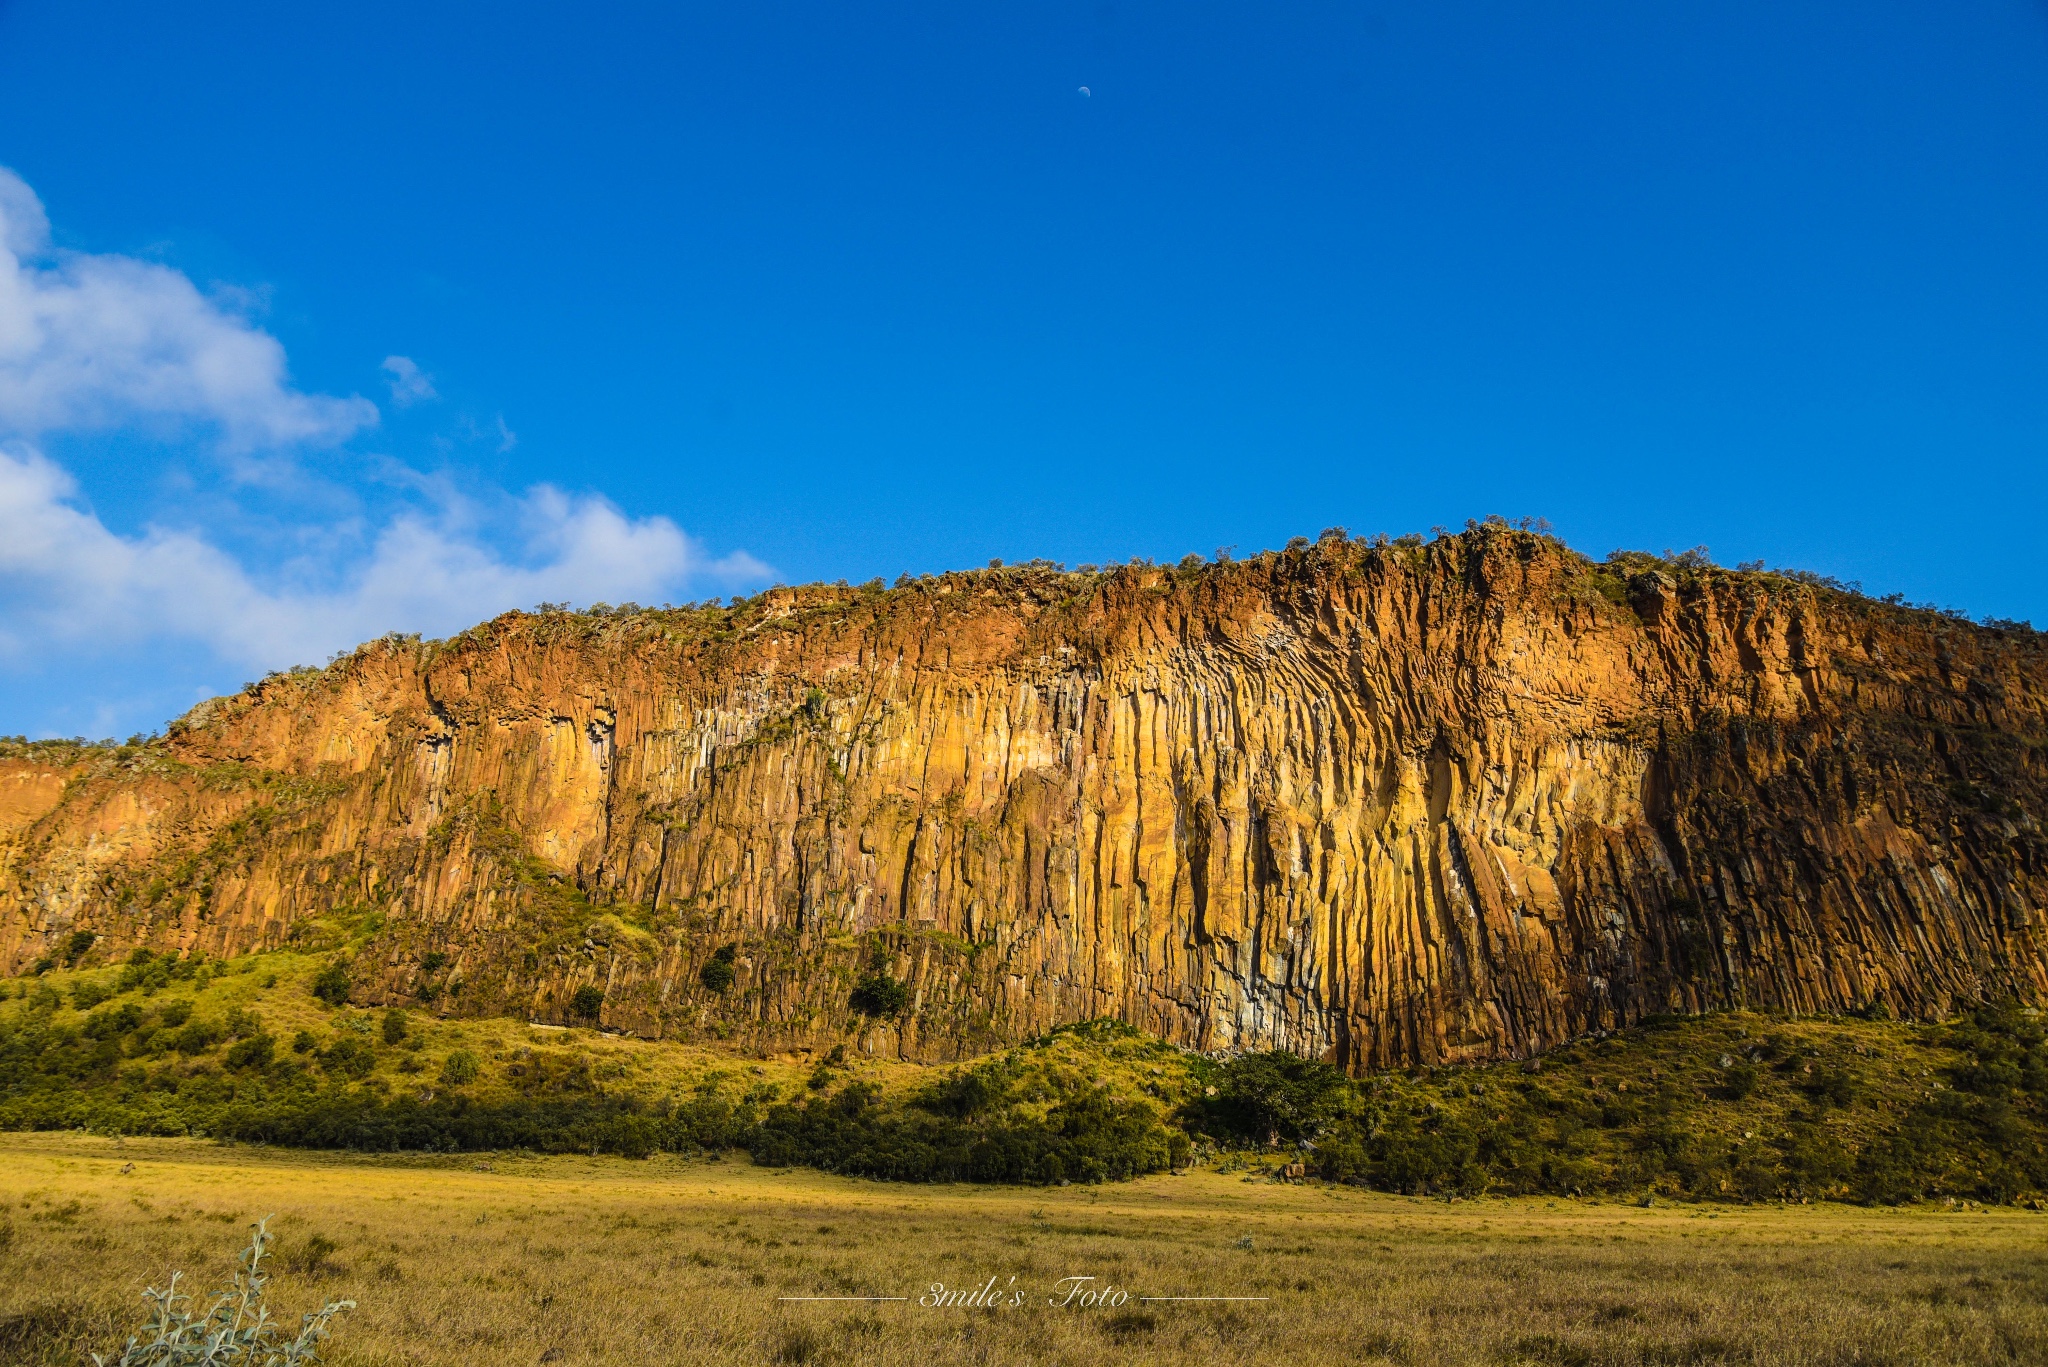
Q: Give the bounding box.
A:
[779,1294,1270,1303]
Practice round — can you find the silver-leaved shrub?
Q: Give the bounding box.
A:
[94,1217,353,1366]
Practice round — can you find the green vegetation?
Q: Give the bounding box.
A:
[0,953,2042,1202]
[568,985,605,1019]
[748,1026,1182,1183]
[1239,1006,2048,1205]
[847,972,908,1018]
[698,945,737,994]
[309,962,349,1007]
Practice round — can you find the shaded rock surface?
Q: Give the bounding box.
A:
[3,529,2044,1069]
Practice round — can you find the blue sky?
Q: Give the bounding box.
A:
[1,2,2045,738]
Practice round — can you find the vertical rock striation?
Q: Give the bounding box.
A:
[3,529,2044,1069]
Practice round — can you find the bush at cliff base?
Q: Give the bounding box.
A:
[1,990,2043,1202]
[1180,1005,2047,1206]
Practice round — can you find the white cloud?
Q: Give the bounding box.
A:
[0,166,377,448]
[0,443,771,673]
[381,354,437,407]
[0,172,50,258]
[0,167,773,718]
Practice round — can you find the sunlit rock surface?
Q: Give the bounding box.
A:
[4,529,2043,1069]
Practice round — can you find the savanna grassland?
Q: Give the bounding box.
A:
[1,1134,2045,1367]
[6,948,2048,1363]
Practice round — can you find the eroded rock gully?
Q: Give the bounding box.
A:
[3,531,2044,1069]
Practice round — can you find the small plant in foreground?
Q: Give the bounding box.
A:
[93,1217,354,1366]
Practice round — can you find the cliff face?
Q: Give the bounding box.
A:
[3,530,2045,1068]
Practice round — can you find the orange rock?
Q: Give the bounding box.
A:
[3,529,2044,1069]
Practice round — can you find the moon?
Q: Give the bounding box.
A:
[1078,86,1091,97]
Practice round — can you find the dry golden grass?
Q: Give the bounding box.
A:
[2,1135,2044,1366]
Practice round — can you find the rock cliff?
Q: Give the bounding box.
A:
[3,528,2044,1068]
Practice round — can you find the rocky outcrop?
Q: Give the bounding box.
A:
[3,528,2045,1069]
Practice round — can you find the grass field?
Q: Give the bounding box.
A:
[3,1134,2044,1367]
